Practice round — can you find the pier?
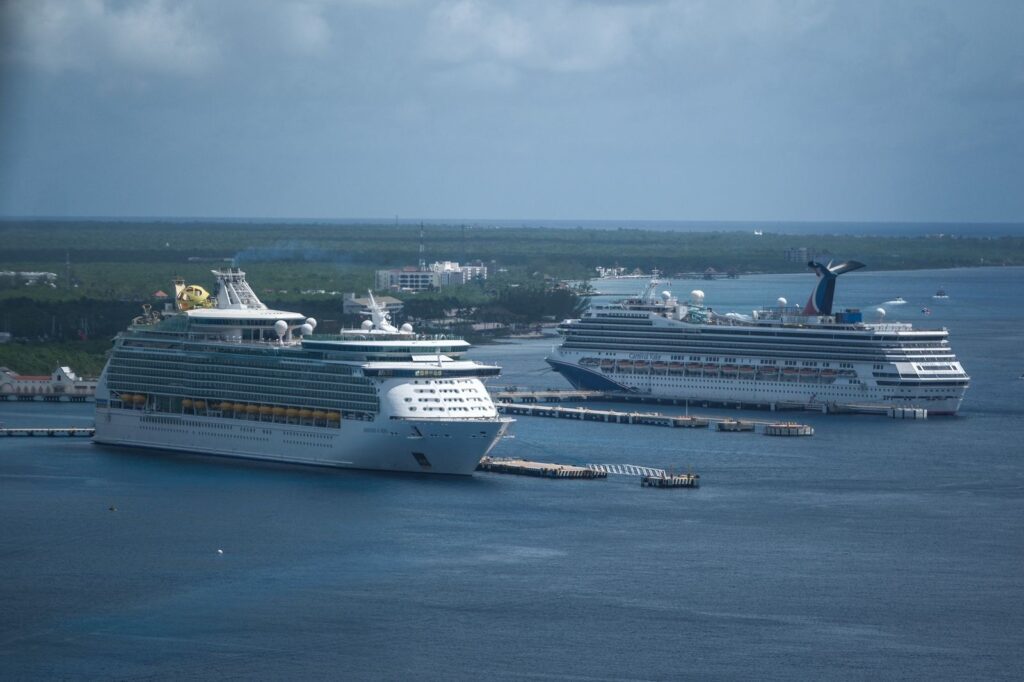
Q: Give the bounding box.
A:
[495,402,710,428]
[1,427,95,437]
[764,423,814,437]
[477,457,607,479]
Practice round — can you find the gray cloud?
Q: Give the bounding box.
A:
[1,0,1021,221]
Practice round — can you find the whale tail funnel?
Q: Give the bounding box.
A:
[804,260,865,315]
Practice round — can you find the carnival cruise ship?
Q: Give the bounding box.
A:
[93,269,511,474]
[547,262,969,415]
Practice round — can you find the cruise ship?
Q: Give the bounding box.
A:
[93,269,511,474]
[547,262,969,415]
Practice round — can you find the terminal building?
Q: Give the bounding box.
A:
[1,366,98,400]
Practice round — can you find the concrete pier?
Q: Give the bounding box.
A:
[495,402,710,428]
[477,457,608,479]
[1,427,95,437]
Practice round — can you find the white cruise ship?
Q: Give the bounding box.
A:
[94,269,511,474]
[547,262,969,415]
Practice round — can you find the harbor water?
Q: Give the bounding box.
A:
[2,266,1023,679]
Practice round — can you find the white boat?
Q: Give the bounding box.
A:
[93,269,511,475]
[933,288,949,299]
[885,297,907,305]
[547,262,969,415]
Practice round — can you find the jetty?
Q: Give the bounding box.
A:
[477,457,607,479]
[716,419,755,432]
[495,403,709,428]
[1,427,95,437]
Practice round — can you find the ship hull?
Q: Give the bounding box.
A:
[547,357,965,415]
[94,408,511,475]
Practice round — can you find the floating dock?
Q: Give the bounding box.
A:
[0,427,95,437]
[764,422,814,437]
[641,473,700,488]
[477,457,608,479]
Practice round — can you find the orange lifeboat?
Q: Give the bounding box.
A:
[299,408,313,420]
[182,398,193,409]
[272,406,287,418]
[194,400,206,410]
[233,402,247,413]
[326,412,341,423]
[132,394,146,404]
[312,410,326,421]
[245,404,259,415]
[286,407,300,419]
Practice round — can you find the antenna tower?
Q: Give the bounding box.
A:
[418,223,426,271]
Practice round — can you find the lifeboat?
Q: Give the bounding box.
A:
[782,367,799,378]
[326,412,341,422]
[800,368,819,378]
[579,357,600,367]
[132,394,146,404]
[633,361,650,372]
[233,402,247,414]
[272,406,287,418]
[286,407,299,419]
[599,359,614,370]
[652,362,668,372]
[757,366,778,377]
[259,405,273,417]
[721,365,738,374]
[617,360,634,371]
[738,365,756,375]
[119,393,133,404]
[686,362,703,373]
[312,410,326,421]
[217,401,232,412]
[820,369,838,379]
[299,408,313,420]
[703,363,719,373]
[182,398,193,409]
[194,400,206,410]
[245,404,259,415]
[668,362,685,373]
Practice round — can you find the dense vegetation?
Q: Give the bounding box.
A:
[1,219,1021,375]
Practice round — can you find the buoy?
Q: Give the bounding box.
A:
[217,549,223,555]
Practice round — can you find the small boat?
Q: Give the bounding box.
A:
[738,365,756,375]
[933,288,949,299]
[885,297,907,305]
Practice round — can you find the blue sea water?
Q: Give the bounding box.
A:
[1,267,1022,679]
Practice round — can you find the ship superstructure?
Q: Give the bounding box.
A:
[547,262,969,415]
[94,269,511,474]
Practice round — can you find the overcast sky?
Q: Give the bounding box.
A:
[1,0,1021,222]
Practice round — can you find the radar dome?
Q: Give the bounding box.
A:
[777,297,788,306]
[400,323,413,333]
[361,320,374,330]
[273,320,287,338]
[690,289,705,304]
[299,323,313,336]
[305,317,317,329]
[875,307,887,318]
[661,290,672,300]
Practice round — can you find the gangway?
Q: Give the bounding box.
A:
[586,463,667,478]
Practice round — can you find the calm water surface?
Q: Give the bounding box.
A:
[1,267,1022,679]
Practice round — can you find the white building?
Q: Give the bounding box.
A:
[375,261,488,292]
[1,366,98,400]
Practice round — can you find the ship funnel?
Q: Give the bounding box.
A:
[803,260,865,315]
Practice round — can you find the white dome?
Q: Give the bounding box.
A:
[690,289,705,304]
[305,317,317,329]
[361,320,374,330]
[299,323,313,336]
[400,323,413,333]
[777,297,788,306]
[875,307,887,318]
[661,290,672,300]
[273,320,287,337]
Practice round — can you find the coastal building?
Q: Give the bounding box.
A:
[375,261,488,292]
[1,366,98,399]
[342,293,403,316]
